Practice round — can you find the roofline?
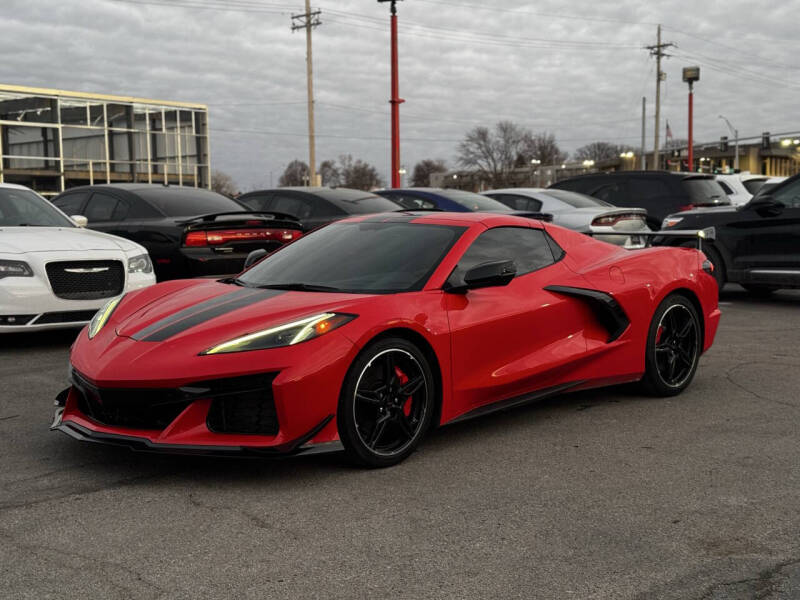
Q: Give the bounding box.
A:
[0,83,207,110]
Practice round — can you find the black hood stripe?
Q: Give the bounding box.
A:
[132,288,285,342]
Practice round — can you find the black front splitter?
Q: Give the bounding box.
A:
[52,418,343,459]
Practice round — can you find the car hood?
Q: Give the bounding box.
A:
[113,279,375,347]
[0,226,142,255]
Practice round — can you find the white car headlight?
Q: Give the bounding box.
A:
[201,312,356,355]
[88,296,123,339]
[0,259,33,279]
[127,254,153,274]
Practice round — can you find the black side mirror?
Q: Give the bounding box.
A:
[445,259,517,293]
[747,195,785,217]
[244,248,269,269]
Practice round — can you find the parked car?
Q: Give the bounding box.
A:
[483,187,649,246]
[52,184,304,280]
[751,176,788,199]
[659,172,800,294]
[236,187,400,232]
[375,187,520,214]
[0,183,155,332]
[715,172,768,206]
[549,171,729,229]
[52,211,718,466]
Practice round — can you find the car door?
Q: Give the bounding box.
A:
[445,226,593,411]
[736,177,800,280]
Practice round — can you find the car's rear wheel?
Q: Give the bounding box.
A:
[742,284,780,296]
[641,294,702,397]
[337,338,434,467]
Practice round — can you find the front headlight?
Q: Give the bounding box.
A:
[127,253,153,274]
[662,217,683,228]
[202,312,356,355]
[0,259,33,279]
[88,296,123,339]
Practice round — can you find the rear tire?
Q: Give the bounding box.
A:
[337,337,434,468]
[640,294,702,397]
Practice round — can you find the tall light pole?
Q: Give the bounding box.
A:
[291,1,321,186]
[719,114,739,171]
[378,0,404,188]
[683,66,700,172]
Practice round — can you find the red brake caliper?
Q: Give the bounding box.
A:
[394,366,412,416]
[656,325,665,344]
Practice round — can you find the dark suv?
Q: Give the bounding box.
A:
[549,171,729,229]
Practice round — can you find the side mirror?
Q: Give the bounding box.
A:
[71,215,88,228]
[746,195,784,217]
[446,259,517,293]
[243,248,269,269]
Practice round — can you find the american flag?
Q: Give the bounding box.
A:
[666,120,674,140]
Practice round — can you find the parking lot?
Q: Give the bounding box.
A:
[0,286,798,599]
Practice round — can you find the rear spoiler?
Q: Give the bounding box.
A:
[177,211,301,226]
[588,227,715,251]
[510,211,554,222]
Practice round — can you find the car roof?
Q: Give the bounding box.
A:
[61,183,219,194]
[556,170,714,181]
[0,182,34,191]
[243,187,381,201]
[339,210,543,228]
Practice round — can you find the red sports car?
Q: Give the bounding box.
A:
[52,211,720,467]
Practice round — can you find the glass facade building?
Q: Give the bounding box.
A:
[0,84,210,197]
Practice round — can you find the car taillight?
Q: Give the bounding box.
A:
[678,204,695,212]
[591,214,645,227]
[184,229,302,247]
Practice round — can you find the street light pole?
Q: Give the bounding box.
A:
[682,66,700,173]
[719,115,739,171]
[378,0,404,188]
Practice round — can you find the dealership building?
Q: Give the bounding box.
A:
[0,83,210,196]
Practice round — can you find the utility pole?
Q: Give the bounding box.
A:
[378,0,404,188]
[640,97,646,170]
[645,25,674,171]
[292,1,321,186]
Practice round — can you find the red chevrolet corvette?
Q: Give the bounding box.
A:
[52,211,720,466]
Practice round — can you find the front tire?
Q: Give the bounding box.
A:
[337,338,435,467]
[640,294,702,397]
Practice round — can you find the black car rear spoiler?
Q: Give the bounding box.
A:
[177,211,301,225]
[511,211,554,222]
[588,226,716,250]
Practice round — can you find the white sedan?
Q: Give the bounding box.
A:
[0,183,156,332]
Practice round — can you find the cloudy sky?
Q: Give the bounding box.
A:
[3,0,798,190]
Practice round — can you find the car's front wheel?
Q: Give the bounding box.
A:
[641,294,702,397]
[337,337,435,467]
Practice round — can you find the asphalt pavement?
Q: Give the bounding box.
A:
[1,286,799,599]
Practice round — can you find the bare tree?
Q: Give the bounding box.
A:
[522,132,567,165]
[211,170,238,197]
[319,159,341,187]
[338,154,383,190]
[457,121,530,188]
[279,160,309,186]
[411,159,447,187]
[573,141,635,162]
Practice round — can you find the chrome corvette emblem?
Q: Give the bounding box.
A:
[64,267,110,273]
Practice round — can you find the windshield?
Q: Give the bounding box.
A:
[682,178,730,206]
[0,188,75,227]
[238,221,466,293]
[541,189,612,208]
[136,188,245,217]
[435,189,512,212]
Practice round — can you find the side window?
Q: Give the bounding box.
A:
[717,181,734,195]
[53,192,88,215]
[494,194,543,212]
[84,192,121,222]
[239,193,273,212]
[307,199,345,219]
[448,226,555,286]
[772,178,800,209]
[271,193,313,219]
[591,181,628,206]
[127,197,162,219]
[629,178,671,200]
[112,199,130,221]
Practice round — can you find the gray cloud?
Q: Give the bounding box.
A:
[2,0,797,190]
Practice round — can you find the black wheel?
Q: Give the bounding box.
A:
[742,284,780,296]
[337,338,434,467]
[640,294,702,397]
[681,242,724,291]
